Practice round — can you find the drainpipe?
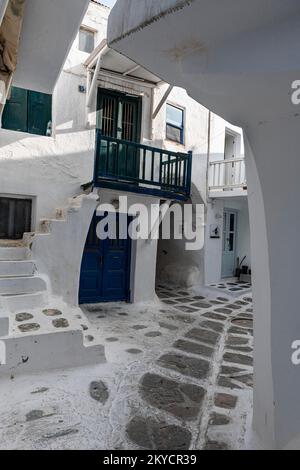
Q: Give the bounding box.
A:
[86,44,109,126]
[149,86,155,141]
[206,110,212,203]
[86,68,92,127]
[152,84,173,120]
[149,83,173,142]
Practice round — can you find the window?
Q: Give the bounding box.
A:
[0,197,32,240]
[79,27,95,53]
[2,87,52,136]
[166,103,184,144]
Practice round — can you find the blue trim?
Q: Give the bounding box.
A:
[94,179,189,201]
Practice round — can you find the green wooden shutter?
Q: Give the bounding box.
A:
[2,87,28,132]
[28,90,52,136]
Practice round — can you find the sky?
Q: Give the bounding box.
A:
[101,0,117,8]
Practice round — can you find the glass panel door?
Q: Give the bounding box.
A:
[222,209,238,278]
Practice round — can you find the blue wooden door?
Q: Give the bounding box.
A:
[79,213,131,304]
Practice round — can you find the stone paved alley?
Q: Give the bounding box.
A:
[0,285,255,450]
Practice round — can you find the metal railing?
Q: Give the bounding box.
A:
[94,130,192,199]
[209,157,247,191]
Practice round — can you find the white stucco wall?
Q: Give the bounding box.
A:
[154,86,246,288]
[155,86,207,287]
[204,197,251,284]
[210,113,245,162]
[152,85,210,204]
[156,199,205,288]
[32,193,99,306]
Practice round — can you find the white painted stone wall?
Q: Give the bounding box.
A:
[32,193,99,306]
[154,86,246,287]
[154,85,208,287]
[152,84,209,202]
[210,113,245,162]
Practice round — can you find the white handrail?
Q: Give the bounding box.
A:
[210,157,245,165]
[209,158,247,191]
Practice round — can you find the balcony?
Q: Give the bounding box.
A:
[93,131,192,200]
[208,157,247,198]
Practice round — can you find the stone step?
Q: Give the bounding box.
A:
[0,276,47,295]
[0,247,30,261]
[0,329,105,376]
[0,300,105,375]
[68,196,83,207]
[55,208,65,220]
[39,219,65,234]
[3,292,48,313]
[0,240,25,247]
[0,260,36,278]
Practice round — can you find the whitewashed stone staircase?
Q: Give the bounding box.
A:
[0,246,47,329]
[0,192,105,376]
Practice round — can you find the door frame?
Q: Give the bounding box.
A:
[79,212,133,304]
[221,208,238,278]
[96,87,142,143]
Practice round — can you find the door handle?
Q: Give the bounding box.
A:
[99,256,103,265]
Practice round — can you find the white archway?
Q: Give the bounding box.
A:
[108,0,300,448]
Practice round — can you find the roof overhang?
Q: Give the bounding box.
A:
[13,0,90,94]
[85,39,162,87]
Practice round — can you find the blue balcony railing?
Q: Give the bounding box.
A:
[93,130,192,200]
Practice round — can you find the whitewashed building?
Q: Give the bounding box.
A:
[0,1,249,376]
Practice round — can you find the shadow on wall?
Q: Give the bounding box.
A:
[156,182,206,288]
[0,130,95,223]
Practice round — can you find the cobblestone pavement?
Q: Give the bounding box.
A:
[0,285,254,450]
[209,279,252,296]
[132,285,254,450]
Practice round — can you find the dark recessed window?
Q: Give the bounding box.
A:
[0,197,32,240]
[2,87,52,136]
[79,27,95,53]
[166,103,184,144]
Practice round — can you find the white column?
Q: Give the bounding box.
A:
[245,116,300,448]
